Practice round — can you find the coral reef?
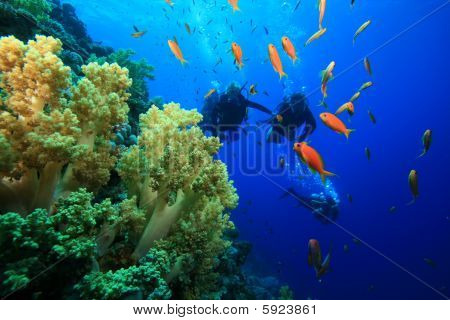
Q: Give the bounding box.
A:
[88,49,155,134]
[0,35,131,214]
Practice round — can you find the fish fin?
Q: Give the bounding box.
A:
[345,129,355,139]
[279,71,288,79]
[181,59,188,66]
[292,56,298,65]
[417,151,426,158]
[406,198,416,206]
[320,170,336,183]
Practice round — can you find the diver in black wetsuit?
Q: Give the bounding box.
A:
[200,83,272,140]
[265,93,316,143]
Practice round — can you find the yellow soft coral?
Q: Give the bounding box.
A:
[117,103,238,261]
[0,35,131,214]
[0,35,71,120]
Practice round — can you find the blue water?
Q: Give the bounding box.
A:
[67,0,450,299]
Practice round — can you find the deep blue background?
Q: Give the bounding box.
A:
[67,0,450,299]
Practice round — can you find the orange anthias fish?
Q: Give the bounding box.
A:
[131,31,147,38]
[231,42,244,69]
[281,36,298,64]
[308,239,322,271]
[335,102,354,116]
[308,239,332,279]
[204,88,216,99]
[294,142,335,183]
[268,44,287,79]
[320,112,355,139]
[168,40,188,65]
[318,0,327,29]
[228,0,240,12]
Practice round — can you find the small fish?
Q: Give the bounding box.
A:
[320,112,355,139]
[293,0,301,12]
[281,36,298,64]
[320,61,335,98]
[263,90,269,96]
[133,25,140,32]
[214,57,223,67]
[184,23,191,35]
[279,156,286,168]
[228,0,240,12]
[268,44,287,79]
[418,129,432,158]
[204,88,216,99]
[343,244,349,252]
[349,91,360,102]
[354,20,371,44]
[352,238,361,245]
[318,0,326,29]
[308,239,322,271]
[294,142,335,183]
[407,169,419,205]
[359,81,373,91]
[251,26,257,33]
[264,26,269,35]
[335,102,354,116]
[351,0,355,7]
[368,110,376,124]
[131,31,147,38]
[347,194,353,203]
[249,84,257,95]
[316,248,331,278]
[276,114,283,123]
[364,57,372,75]
[424,258,437,268]
[365,147,371,160]
[231,42,244,69]
[305,28,326,46]
[389,206,397,213]
[206,19,213,26]
[168,40,188,65]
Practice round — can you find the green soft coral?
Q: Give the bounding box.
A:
[0,35,131,214]
[0,188,118,298]
[75,249,173,300]
[117,103,238,261]
[8,0,53,22]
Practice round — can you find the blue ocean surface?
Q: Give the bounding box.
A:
[63,0,449,299]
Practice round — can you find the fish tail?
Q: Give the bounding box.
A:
[321,170,336,183]
[279,71,288,79]
[233,5,240,12]
[181,59,188,66]
[345,129,356,139]
[417,151,426,158]
[406,198,416,206]
[293,56,298,65]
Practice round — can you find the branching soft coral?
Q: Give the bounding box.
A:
[117,103,238,262]
[0,188,118,299]
[0,35,131,214]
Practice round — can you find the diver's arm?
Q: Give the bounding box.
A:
[247,101,273,115]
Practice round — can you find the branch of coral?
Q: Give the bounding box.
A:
[117,103,238,261]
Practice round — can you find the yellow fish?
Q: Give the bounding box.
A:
[305,28,327,46]
[349,91,360,102]
[359,81,373,91]
[318,0,326,29]
[204,88,216,99]
[131,31,147,38]
[320,61,335,98]
[354,20,371,44]
[335,102,354,116]
[407,170,419,205]
[418,129,432,158]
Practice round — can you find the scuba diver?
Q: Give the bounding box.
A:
[200,82,272,140]
[279,187,339,224]
[265,93,316,143]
